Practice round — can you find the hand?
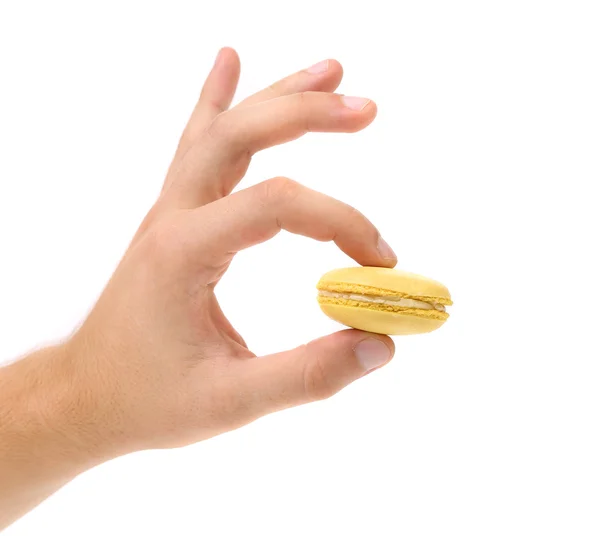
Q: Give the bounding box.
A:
[56,49,398,458]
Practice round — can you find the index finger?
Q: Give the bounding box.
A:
[188,177,398,269]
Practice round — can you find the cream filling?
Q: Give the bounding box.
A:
[318,290,447,312]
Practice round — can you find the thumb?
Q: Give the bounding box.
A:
[238,330,395,416]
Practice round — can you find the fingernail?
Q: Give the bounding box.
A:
[354,339,391,372]
[341,96,371,111]
[377,236,397,261]
[306,59,329,74]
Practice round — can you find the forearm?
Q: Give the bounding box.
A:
[0,345,104,529]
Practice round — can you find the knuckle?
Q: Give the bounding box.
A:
[144,220,173,252]
[205,111,230,142]
[259,177,302,205]
[343,203,369,231]
[344,202,361,219]
[205,111,249,164]
[294,92,310,131]
[294,90,311,106]
[141,218,186,264]
[346,203,364,222]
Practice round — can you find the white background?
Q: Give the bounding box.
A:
[1,0,599,534]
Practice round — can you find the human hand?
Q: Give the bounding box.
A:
[61,49,398,459]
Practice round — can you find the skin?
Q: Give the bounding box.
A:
[0,48,398,529]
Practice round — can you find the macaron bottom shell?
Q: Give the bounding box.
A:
[319,302,447,335]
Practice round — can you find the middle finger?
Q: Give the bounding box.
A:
[234,59,343,109]
[164,92,376,209]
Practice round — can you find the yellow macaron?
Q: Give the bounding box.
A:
[317,267,452,335]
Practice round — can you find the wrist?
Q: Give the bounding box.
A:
[0,343,117,476]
